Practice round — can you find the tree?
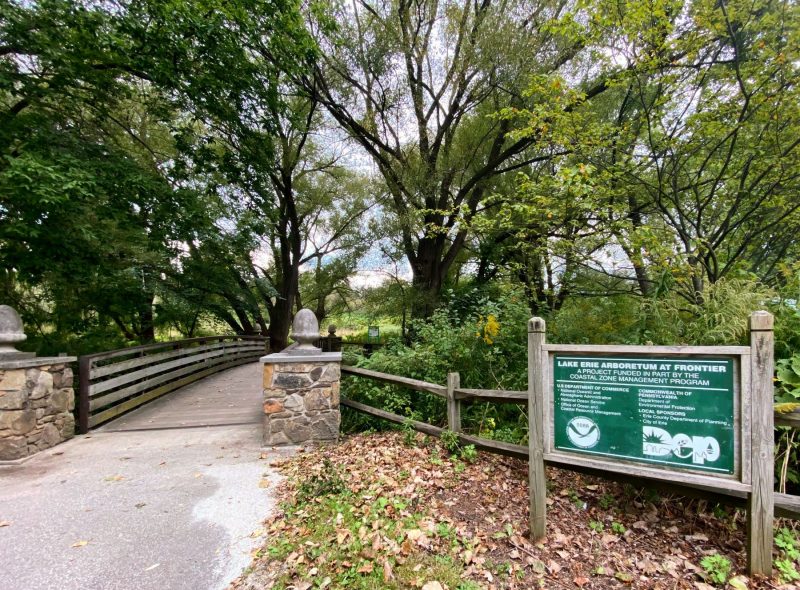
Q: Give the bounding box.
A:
[301,0,595,317]
[0,0,312,346]
[170,90,373,351]
[503,0,800,304]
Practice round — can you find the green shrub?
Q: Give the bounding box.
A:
[700,554,732,585]
[341,287,530,436]
[440,429,460,454]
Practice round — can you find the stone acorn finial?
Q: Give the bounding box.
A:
[289,309,321,355]
[0,305,33,358]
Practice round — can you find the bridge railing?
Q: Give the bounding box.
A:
[77,335,268,432]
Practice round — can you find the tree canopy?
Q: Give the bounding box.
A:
[2,0,799,357]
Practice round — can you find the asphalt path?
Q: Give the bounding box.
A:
[0,363,290,590]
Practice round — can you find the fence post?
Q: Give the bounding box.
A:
[446,372,461,433]
[528,317,547,541]
[748,311,774,576]
[77,355,90,434]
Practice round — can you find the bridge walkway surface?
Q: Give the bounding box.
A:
[0,363,289,590]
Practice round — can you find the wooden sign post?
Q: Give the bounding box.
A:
[528,311,775,576]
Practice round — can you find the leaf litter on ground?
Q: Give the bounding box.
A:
[230,432,799,590]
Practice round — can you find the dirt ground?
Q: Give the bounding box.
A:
[232,432,800,590]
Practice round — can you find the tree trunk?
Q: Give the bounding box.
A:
[409,236,448,319]
[268,303,292,352]
[138,303,156,344]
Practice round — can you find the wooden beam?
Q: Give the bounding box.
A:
[90,341,261,379]
[341,365,447,397]
[543,344,751,355]
[447,372,461,432]
[748,311,775,576]
[528,317,547,541]
[454,387,527,403]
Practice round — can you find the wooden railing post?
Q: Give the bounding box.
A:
[748,310,775,576]
[528,317,547,541]
[77,355,91,435]
[446,372,461,433]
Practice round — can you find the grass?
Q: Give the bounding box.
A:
[259,460,468,589]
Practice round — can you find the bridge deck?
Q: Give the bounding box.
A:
[97,361,264,431]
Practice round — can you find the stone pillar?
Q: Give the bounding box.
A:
[0,306,76,462]
[261,309,341,446]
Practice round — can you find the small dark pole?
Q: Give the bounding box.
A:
[77,356,91,434]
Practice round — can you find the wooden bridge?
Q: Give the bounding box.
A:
[73,332,800,524]
[76,335,268,432]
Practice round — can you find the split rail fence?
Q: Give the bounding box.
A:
[340,312,800,576]
[77,335,268,432]
[340,366,799,517]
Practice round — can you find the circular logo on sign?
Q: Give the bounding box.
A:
[566,416,600,449]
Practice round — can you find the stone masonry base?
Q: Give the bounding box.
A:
[0,362,75,461]
[262,361,340,446]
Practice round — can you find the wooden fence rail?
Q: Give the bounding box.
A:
[342,364,800,428]
[77,335,268,432]
[340,365,800,520]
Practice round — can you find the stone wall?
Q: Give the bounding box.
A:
[0,361,76,461]
[262,360,340,446]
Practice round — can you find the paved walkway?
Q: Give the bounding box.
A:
[0,363,289,590]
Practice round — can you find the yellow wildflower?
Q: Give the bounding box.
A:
[477,314,500,345]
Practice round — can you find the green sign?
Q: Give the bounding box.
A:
[367,326,380,343]
[553,355,735,474]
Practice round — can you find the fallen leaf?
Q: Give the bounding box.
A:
[462,549,473,564]
[636,558,659,575]
[421,582,444,590]
[383,560,394,582]
[0,521,10,527]
[601,533,619,545]
[729,576,748,590]
[406,529,424,541]
[547,560,562,575]
[357,562,373,574]
[144,564,160,572]
[530,559,546,574]
[574,575,589,587]
[258,478,270,488]
[615,571,634,583]
[71,540,89,548]
[683,560,701,572]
